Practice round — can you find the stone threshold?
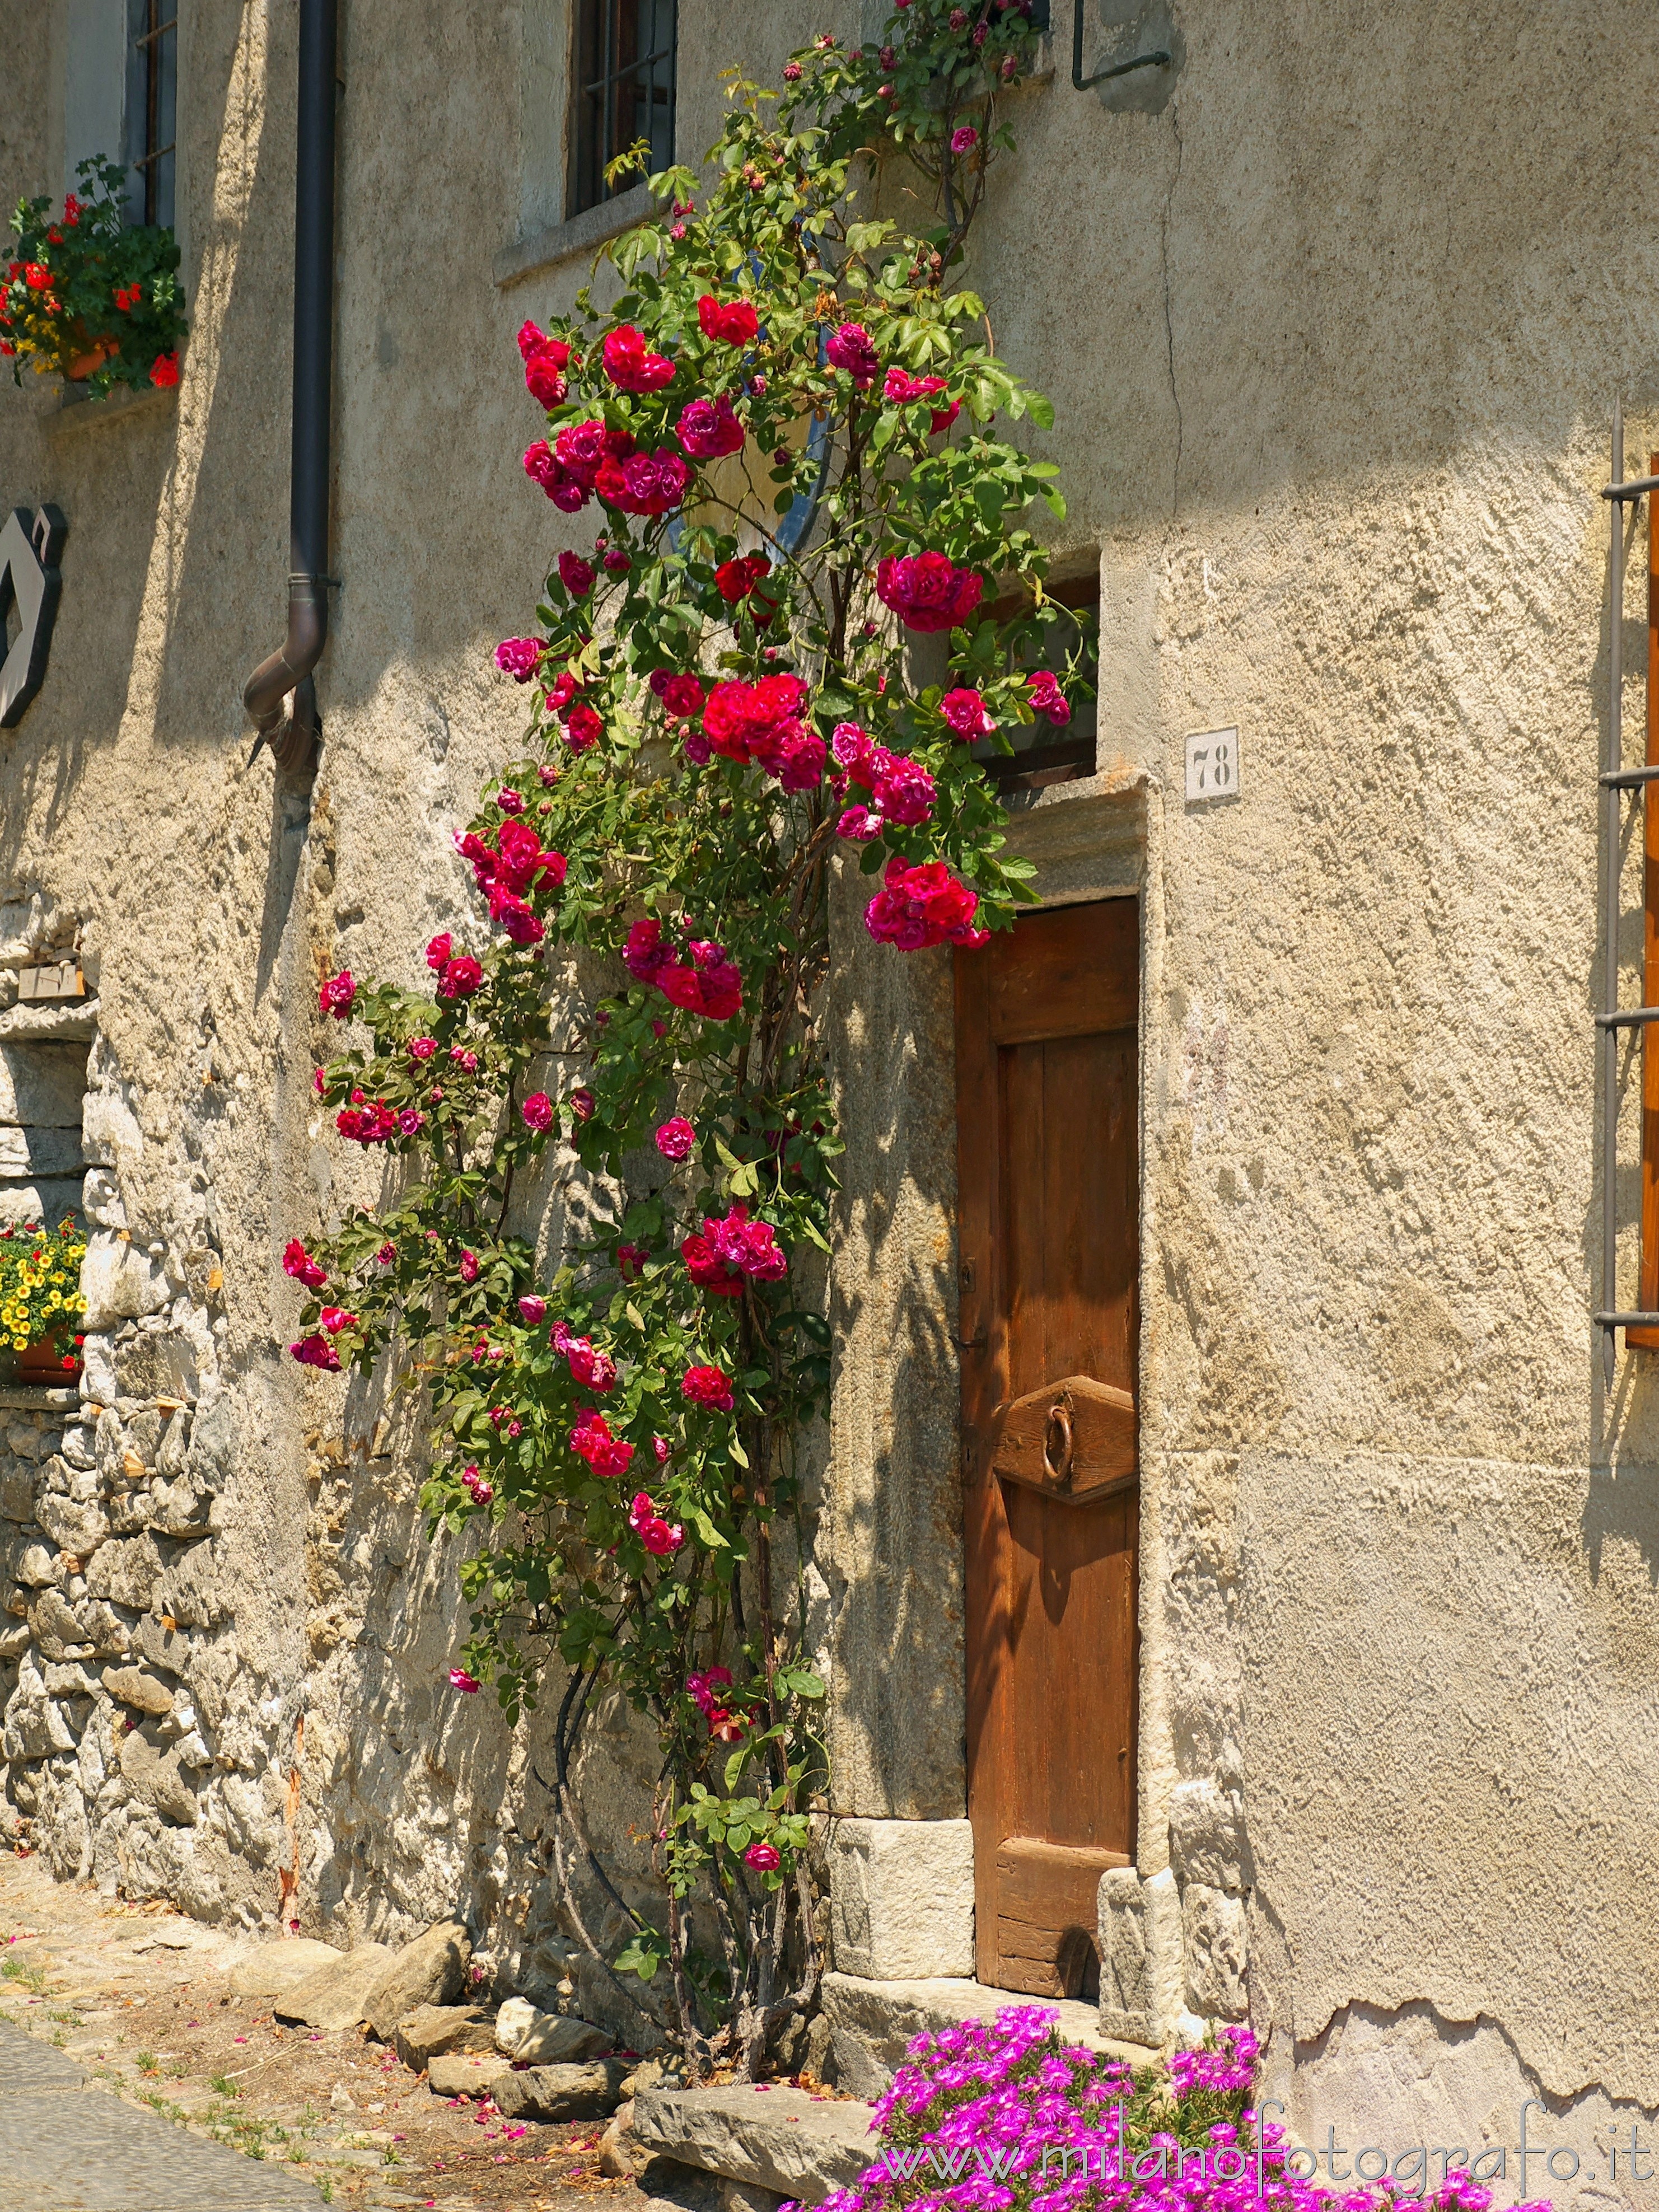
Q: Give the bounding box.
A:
[822,1971,1155,2100]
[632,2081,880,2209]
[0,1386,77,1412]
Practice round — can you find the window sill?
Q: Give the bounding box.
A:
[44,382,177,443]
[494,184,657,290]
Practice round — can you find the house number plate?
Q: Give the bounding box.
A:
[1185,726,1241,802]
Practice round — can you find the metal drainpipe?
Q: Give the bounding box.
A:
[243,0,338,775]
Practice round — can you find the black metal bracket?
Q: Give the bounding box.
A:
[1072,1,1170,89]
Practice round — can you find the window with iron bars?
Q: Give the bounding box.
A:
[125,0,177,228]
[568,0,676,222]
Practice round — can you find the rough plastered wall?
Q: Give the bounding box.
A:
[0,0,845,2037]
[824,0,1659,2198]
[2,0,1658,2178]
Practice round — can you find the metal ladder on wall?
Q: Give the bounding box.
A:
[1595,399,1659,1378]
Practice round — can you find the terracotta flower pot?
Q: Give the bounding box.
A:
[64,325,118,381]
[15,1335,80,1383]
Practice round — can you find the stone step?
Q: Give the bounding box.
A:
[821,1971,1154,2099]
[632,2083,881,2207]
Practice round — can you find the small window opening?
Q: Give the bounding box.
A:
[975,573,1100,793]
[127,0,177,228]
[568,0,677,222]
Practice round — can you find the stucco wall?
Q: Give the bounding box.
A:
[2,0,1659,2184]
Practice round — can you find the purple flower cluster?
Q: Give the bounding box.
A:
[805,2009,1551,2212]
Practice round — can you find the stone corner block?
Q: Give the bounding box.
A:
[1181,1881,1249,2021]
[1097,1865,1183,2047]
[830,1817,974,1981]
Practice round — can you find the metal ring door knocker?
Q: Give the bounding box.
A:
[1044,1396,1074,1484]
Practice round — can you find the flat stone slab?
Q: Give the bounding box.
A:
[632,2084,880,2206]
[0,2016,323,2210]
[821,1972,1152,2100]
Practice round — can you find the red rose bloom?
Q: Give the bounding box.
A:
[602,324,676,393]
[698,294,760,345]
[864,855,987,951]
[875,551,984,634]
[682,1363,736,1411]
[677,395,746,459]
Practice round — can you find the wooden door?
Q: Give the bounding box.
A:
[955,899,1140,1997]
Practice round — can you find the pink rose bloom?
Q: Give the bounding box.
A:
[826,321,880,387]
[409,1036,438,1060]
[661,941,742,1022]
[319,1305,356,1334]
[497,787,525,813]
[748,719,826,794]
[871,751,935,827]
[837,805,883,842]
[448,1667,481,1694]
[437,955,483,998]
[567,1337,616,1391]
[569,1087,596,1122]
[522,1091,554,1131]
[426,932,452,971]
[876,551,983,634]
[656,1117,696,1160]
[682,1363,736,1411]
[319,970,355,1020]
[951,125,979,153]
[495,638,541,682]
[290,1333,341,1372]
[459,1250,479,1283]
[558,550,596,596]
[489,887,544,945]
[1027,669,1071,725]
[525,353,567,408]
[864,855,987,951]
[283,1239,328,1290]
[941,686,994,740]
[677,395,746,459]
[461,1463,494,1504]
[602,324,676,392]
[396,1107,425,1135]
[518,1293,546,1324]
[653,1436,671,1463]
[744,1842,781,1872]
[681,1203,786,1295]
[611,448,692,516]
[450,1045,479,1070]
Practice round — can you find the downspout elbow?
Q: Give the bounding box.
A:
[244,574,328,766]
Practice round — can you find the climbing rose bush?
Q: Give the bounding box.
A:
[810,2011,1552,2212]
[287,6,1092,2077]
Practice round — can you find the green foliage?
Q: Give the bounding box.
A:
[291,11,1085,2071]
[2,157,187,396]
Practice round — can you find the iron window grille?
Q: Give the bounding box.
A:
[127,0,177,228]
[568,0,676,223]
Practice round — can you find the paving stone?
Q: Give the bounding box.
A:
[427,2050,512,2098]
[272,1941,394,2031]
[391,2002,497,2069]
[0,2016,323,2208]
[361,1919,471,2042]
[225,1939,347,1999]
[631,2084,882,2206]
[492,2056,631,2122]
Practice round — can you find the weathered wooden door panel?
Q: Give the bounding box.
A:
[956,898,1140,1997]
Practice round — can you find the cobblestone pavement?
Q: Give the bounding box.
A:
[0,2015,324,2209]
[0,1854,657,2212]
